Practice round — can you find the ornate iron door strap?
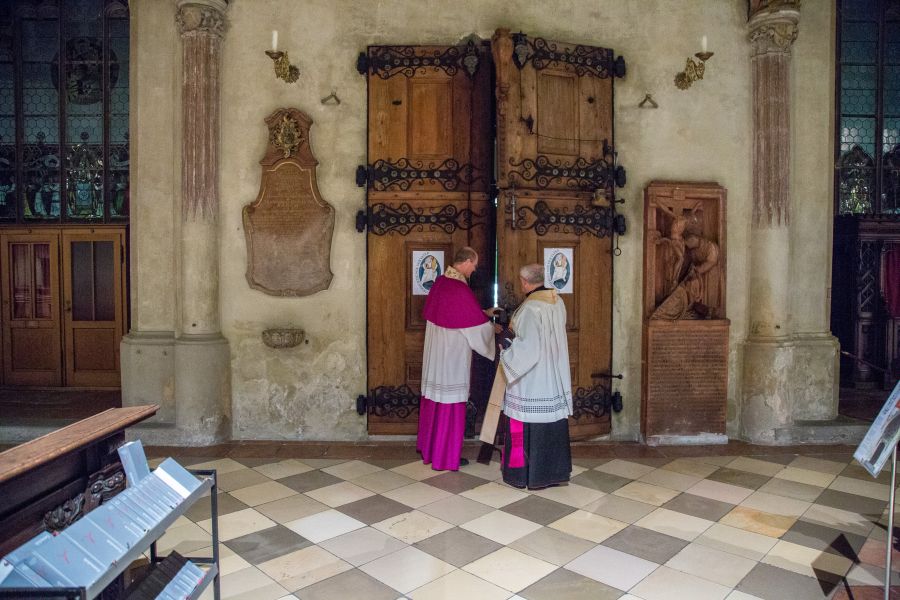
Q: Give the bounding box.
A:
[507,140,626,193]
[571,385,622,419]
[358,41,481,79]
[365,202,487,235]
[367,385,420,419]
[507,199,619,238]
[510,33,626,79]
[365,158,482,192]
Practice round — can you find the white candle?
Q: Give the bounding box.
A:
[272,30,278,52]
[702,35,707,52]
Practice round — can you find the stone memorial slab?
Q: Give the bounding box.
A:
[243,108,334,296]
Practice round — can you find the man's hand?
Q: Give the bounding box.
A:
[483,307,500,318]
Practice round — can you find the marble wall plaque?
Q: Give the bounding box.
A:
[643,319,729,437]
[243,108,334,296]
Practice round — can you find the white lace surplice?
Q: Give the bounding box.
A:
[421,321,495,404]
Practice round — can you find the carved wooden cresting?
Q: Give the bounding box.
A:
[243,108,335,297]
[642,181,729,440]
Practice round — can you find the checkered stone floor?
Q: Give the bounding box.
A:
[148,450,900,600]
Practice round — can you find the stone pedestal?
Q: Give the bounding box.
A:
[121,332,176,424]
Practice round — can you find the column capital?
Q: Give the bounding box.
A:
[176,0,228,39]
[748,4,800,57]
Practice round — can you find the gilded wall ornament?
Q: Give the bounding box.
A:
[270,114,306,158]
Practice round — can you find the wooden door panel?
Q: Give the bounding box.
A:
[62,229,125,388]
[494,28,624,439]
[1,231,62,386]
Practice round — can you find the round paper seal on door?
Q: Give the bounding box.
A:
[413,251,444,295]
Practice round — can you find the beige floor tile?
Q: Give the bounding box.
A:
[685,479,754,505]
[217,469,274,492]
[360,546,456,594]
[417,494,494,525]
[373,510,454,544]
[529,482,605,508]
[460,481,529,508]
[635,507,714,541]
[564,544,659,590]
[688,456,736,467]
[217,565,290,600]
[666,543,757,587]
[613,481,680,506]
[304,481,375,508]
[188,545,251,576]
[661,458,721,479]
[595,459,657,480]
[382,482,453,509]
[638,468,702,492]
[756,477,824,502]
[458,460,503,481]
[187,458,248,474]
[284,509,365,543]
[719,506,794,538]
[322,460,385,480]
[390,461,444,481]
[725,592,766,600]
[694,523,778,561]
[255,494,329,524]
[198,507,276,541]
[773,466,835,488]
[258,546,353,592]
[298,459,349,469]
[157,520,212,554]
[829,475,891,501]
[408,569,511,600]
[230,481,297,507]
[629,565,730,600]
[318,526,408,566]
[548,509,627,543]
[583,494,656,523]
[570,464,588,477]
[463,547,557,593]
[726,457,785,477]
[353,470,417,494]
[460,509,543,545]
[800,503,876,537]
[739,491,811,518]
[789,456,847,475]
[253,460,313,480]
[761,539,854,579]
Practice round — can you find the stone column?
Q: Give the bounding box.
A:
[741,2,802,443]
[171,0,230,444]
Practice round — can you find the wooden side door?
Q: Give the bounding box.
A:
[61,228,125,387]
[361,42,494,434]
[0,230,62,386]
[493,29,626,438]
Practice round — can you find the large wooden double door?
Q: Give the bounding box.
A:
[360,31,626,438]
[0,227,125,387]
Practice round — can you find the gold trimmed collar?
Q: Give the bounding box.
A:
[444,266,468,283]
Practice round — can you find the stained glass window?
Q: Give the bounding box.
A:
[0,0,129,223]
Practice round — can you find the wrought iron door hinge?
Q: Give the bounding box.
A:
[355,209,368,233]
[356,394,368,415]
[356,52,368,75]
[613,55,626,78]
[614,213,627,236]
[611,390,623,412]
[356,164,369,187]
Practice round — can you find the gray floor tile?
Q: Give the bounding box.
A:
[662,492,734,521]
[334,494,411,525]
[365,458,419,470]
[413,526,502,567]
[816,488,887,516]
[707,467,772,490]
[571,470,630,493]
[224,523,312,564]
[293,568,399,600]
[509,527,595,566]
[757,477,824,502]
[231,457,274,467]
[501,495,577,525]
[519,567,624,600]
[184,491,249,522]
[748,453,799,465]
[572,458,611,469]
[279,469,343,493]
[601,525,688,564]
[737,563,841,600]
[426,471,489,494]
[782,519,867,561]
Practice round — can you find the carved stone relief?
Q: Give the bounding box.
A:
[243,108,335,296]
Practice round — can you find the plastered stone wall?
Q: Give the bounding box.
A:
[128,0,835,441]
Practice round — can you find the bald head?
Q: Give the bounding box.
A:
[519,263,544,285]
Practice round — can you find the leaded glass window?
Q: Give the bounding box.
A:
[0,0,128,224]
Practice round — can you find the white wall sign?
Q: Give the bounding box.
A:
[412,250,444,295]
[544,248,573,294]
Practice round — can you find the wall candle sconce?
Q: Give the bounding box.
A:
[674,35,713,90]
[265,30,299,83]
